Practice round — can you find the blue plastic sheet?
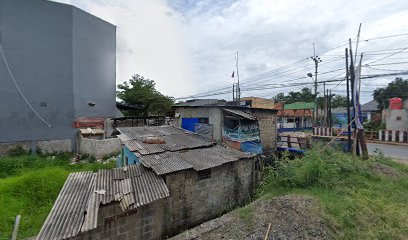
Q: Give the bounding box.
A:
[240,141,263,154]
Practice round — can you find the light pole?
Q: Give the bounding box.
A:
[307,72,317,126]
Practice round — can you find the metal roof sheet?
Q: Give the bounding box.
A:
[139,146,255,175]
[36,172,96,240]
[120,127,215,155]
[223,108,257,120]
[37,164,169,240]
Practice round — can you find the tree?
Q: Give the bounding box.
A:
[272,87,315,103]
[273,87,348,109]
[117,74,174,116]
[331,95,348,108]
[373,77,408,110]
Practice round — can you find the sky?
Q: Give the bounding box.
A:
[52,0,408,104]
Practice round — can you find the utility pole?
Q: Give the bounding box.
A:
[311,43,322,126]
[345,48,352,152]
[323,82,326,126]
[349,39,359,156]
[232,83,235,102]
[328,89,332,128]
[235,51,241,103]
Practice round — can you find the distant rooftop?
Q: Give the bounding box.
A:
[284,102,315,110]
[175,99,227,107]
[361,100,379,112]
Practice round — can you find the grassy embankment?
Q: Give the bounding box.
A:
[0,153,115,240]
[256,147,408,239]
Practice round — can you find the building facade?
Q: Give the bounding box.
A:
[173,106,277,153]
[0,0,116,151]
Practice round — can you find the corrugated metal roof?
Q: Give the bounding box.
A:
[284,102,315,110]
[37,164,169,240]
[223,108,257,120]
[36,172,96,240]
[118,126,216,155]
[139,147,255,175]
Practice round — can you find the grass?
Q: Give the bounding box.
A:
[257,147,408,240]
[0,153,115,240]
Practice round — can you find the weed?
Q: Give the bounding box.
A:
[257,147,408,239]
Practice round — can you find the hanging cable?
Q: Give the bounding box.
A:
[0,41,52,128]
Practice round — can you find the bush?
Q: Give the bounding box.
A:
[6,145,29,156]
[258,147,371,193]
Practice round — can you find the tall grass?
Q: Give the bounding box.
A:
[0,154,115,239]
[258,147,408,240]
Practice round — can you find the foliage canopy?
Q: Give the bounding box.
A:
[117,74,174,116]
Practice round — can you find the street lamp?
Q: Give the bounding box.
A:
[307,73,318,126]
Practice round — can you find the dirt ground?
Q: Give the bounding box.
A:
[169,195,329,240]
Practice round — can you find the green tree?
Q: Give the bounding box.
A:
[117,74,174,116]
[373,77,408,110]
[273,87,315,104]
[331,95,348,108]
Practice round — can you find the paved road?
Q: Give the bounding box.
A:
[367,143,408,163]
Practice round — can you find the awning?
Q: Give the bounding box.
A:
[223,108,257,120]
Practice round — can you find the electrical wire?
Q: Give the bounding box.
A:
[0,41,52,128]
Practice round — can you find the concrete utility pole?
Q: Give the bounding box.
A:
[235,51,241,103]
[311,43,322,126]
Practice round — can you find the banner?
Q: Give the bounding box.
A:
[353,57,364,129]
[223,124,260,142]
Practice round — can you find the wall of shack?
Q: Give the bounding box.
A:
[163,158,257,236]
[71,199,166,240]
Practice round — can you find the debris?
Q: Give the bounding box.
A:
[142,137,166,144]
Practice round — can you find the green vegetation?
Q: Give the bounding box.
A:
[117,74,174,116]
[0,153,115,240]
[258,147,408,239]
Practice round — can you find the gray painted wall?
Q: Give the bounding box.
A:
[0,0,116,146]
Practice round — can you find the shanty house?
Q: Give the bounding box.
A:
[173,105,277,154]
[116,126,260,235]
[37,164,169,240]
[39,126,260,239]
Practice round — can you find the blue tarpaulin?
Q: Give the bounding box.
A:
[181,118,199,132]
[240,141,263,154]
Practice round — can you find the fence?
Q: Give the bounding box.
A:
[378,130,408,143]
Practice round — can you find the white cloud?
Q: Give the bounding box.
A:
[53,0,194,97]
[53,0,408,103]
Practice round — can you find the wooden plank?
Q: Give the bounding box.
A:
[11,215,21,240]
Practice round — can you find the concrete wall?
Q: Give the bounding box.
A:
[0,139,71,156]
[385,109,408,131]
[248,110,277,151]
[174,107,223,141]
[79,136,121,158]
[72,199,166,240]
[163,158,257,236]
[0,0,116,149]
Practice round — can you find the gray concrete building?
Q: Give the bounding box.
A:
[0,0,116,152]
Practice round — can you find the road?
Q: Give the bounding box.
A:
[367,142,408,163]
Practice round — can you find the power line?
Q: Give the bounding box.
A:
[0,40,52,128]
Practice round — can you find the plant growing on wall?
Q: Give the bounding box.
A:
[117,74,174,116]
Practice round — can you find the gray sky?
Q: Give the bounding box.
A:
[53,0,408,103]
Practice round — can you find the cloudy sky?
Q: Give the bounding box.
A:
[53,0,408,103]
